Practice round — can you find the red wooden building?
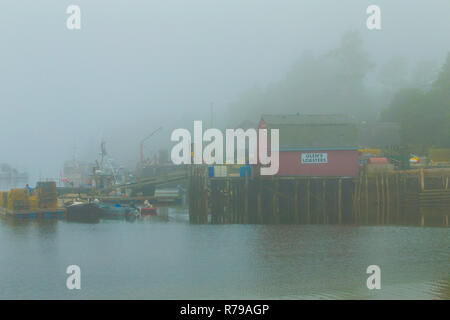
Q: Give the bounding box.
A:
[259,114,359,177]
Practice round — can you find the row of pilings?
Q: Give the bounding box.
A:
[188,167,450,226]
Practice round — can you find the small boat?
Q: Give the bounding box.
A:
[66,202,101,223]
[140,200,157,216]
[97,202,138,219]
[141,206,157,216]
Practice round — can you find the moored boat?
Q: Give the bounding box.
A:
[66,202,101,223]
[141,206,157,216]
[140,200,157,216]
[97,202,138,219]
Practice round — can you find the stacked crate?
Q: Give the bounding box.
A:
[7,189,30,211]
[29,195,39,210]
[36,182,58,209]
[0,191,8,208]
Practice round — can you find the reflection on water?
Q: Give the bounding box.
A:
[0,208,448,299]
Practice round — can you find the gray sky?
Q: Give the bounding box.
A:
[1,0,449,181]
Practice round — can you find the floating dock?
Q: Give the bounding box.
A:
[0,207,66,219]
[0,181,66,219]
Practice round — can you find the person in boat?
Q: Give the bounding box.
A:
[129,201,141,217]
[143,200,153,208]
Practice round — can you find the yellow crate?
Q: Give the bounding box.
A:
[359,148,382,155]
[7,199,30,211]
[9,188,30,201]
[429,148,450,162]
[39,200,58,209]
[29,195,39,210]
[0,192,6,208]
[3,191,9,208]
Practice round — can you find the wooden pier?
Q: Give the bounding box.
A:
[75,194,183,205]
[189,167,450,227]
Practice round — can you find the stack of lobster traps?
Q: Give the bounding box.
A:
[36,182,58,209]
[0,181,64,219]
[7,189,31,211]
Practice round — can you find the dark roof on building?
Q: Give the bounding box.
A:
[261,114,358,150]
[261,114,356,126]
[234,120,257,130]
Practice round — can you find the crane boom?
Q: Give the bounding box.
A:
[140,127,163,164]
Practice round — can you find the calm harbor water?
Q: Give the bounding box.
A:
[0,208,448,300]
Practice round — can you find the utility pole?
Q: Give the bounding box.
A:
[210,102,214,129]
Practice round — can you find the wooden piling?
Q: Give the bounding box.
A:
[226,181,231,223]
[376,175,380,224]
[338,179,342,224]
[272,179,279,224]
[365,173,369,224]
[381,175,385,225]
[357,175,362,223]
[420,168,425,191]
[244,177,249,223]
[190,167,450,227]
[257,179,262,224]
[293,180,299,224]
[306,179,311,224]
[322,179,326,224]
[386,175,390,224]
[396,173,400,224]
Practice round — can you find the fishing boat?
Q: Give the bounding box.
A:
[97,202,138,219]
[66,202,101,223]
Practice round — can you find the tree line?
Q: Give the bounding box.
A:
[381,53,450,149]
[225,32,450,151]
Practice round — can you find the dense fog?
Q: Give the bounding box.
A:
[1,0,449,181]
